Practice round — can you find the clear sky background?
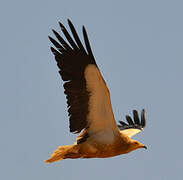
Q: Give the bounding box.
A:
[1,0,183,179]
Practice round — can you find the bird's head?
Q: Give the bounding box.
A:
[128,139,147,152]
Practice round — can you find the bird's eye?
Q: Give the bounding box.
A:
[135,142,138,145]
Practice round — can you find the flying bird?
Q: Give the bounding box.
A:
[46,19,147,163]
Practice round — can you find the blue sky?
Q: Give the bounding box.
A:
[1,0,183,179]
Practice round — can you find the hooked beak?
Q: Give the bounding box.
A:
[143,145,147,149]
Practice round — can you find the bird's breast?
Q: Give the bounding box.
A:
[92,130,116,144]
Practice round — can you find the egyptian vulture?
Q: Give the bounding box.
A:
[46,19,147,163]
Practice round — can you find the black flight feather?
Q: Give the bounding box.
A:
[49,20,96,133]
[118,109,146,131]
[59,21,78,50]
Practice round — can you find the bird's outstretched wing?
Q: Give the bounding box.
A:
[118,109,146,137]
[49,19,118,135]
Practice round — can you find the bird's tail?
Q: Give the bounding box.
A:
[45,144,80,163]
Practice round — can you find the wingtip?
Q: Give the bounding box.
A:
[52,29,61,38]
[67,18,72,25]
[67,19,76,31]
[82,25,88,37]
[125,115,134,125]
[58,21,65,30]
[142,108,146,114]
[141,108,146,127]
[50,46,58,55]
[48,35,53,41]
[52,28,56,34]
[82,25,86,32]
[50,46,54,51]
[133,110,140,124]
